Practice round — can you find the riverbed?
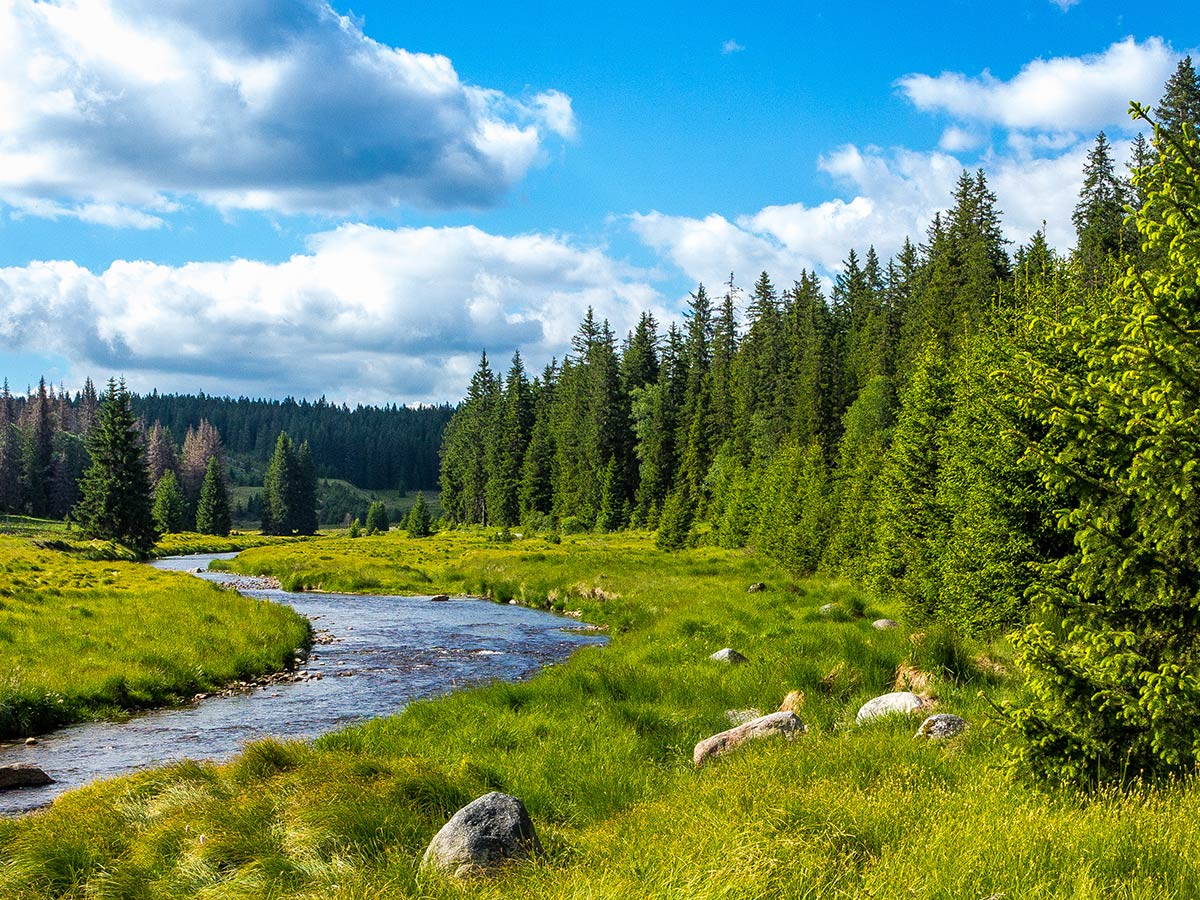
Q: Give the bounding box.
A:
[0,553,606,815]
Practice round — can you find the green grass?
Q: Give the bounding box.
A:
[2,530,1198,898]
[0,535,310,738]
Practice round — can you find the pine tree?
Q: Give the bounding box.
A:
[868,342,954,621]
[74,378,157,554]
[262,432,298,535]
[1072,131,1128,273]
[20,378,54,517]
[406,491,432,537]
[195,455,232,536]
[1153,55,1200,141]
[486,352,534,526]
[1007,106,1200,786]
[365,500,389,535]
[152,470,187,534]
[655,482,694,551]
[145,422,180,486]
[295,441,319,535]
[0,380,21,513]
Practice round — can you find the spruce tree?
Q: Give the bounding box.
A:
[295,441,319,535]
[365,500,389,535]
[195,455,232,536]
[152,470,187,534]
[262,432,297,535]
[406,491,432,537]
[1072,131,1128,273]
[1007,107,1200,786]
[74,378,157,554]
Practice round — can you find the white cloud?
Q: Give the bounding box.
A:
[0,0,576,222]
[939,125,984,152]
[721,39,744,55]
[1050,0,1081,10]
[630,145,963,289]
[895,36,1177,132]
[0,225,664,404]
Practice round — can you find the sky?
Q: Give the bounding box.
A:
[0,0,1196,405]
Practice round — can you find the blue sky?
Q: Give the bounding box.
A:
[0,0,1196,404]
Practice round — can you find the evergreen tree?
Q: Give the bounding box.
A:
[145,422,180,485]
[519,364,557,520]
[295,441,319,535]
[74,378,157,554]
[440,352,498,524]
[20,378,54,517]
[262,432,299,535]
[195,455,232,536]
[867,342,954,621]
[1153,55,1200,141]
[365,500,389,535]
[655,482,694,551]
[152,470,187,534]
[1007,107,1200,786]
[0,380,21,513]
[1072,131,1129,273]
[486,351,534,526]
[406,491,432,537]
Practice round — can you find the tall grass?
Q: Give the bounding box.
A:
[0,536,310,737]
[2,530,1197,898]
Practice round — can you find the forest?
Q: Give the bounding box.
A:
[438,60,1200,786]
[0,380,451,524]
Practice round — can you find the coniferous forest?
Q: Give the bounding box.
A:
[439,61,1200,786]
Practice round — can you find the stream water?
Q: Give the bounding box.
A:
[0,553,606,815]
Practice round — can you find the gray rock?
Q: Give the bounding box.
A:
[872,618,900,630]
[694,711,806,766]
[856,691,923,724]
[430,594,450,602]
[747,582,766,593]
[24,737,37,746]
[915,713,967,739]
[0,763,53,790]
[818,603,837,615]
[725,707,762,726]
[422,792,541,877]
[709,647,748,664]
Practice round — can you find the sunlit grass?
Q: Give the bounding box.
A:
[2,529,1197,898]
[0,535,310,737]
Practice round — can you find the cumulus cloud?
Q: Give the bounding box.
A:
[0,225,664,404]
[630,145,963,289]
[0,0,576,221]
[721,39,744,55]
[895,36,1177,132]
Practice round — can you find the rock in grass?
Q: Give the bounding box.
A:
[818,603,837,615]
[747,582,766,593]
[0,764,53,790]
[709,647,748,664]
[915,713,967,739]
[856,691,923,724]
[872,618,900,630]
[694,711,805,766]
[422,792,541,878]
[725,707,762,726]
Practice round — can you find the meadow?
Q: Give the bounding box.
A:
[2,529,1198,898]
[0,535,310,738]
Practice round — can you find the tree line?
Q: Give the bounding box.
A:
[439,59,1200,787]
[0,384,450,521]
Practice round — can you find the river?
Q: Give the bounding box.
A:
[0,553,606,815]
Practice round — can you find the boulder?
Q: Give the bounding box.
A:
[818,603,837,615]
[0,763,53,790]
[422,792,541,878]
[694,711,805,766]
[709,647,748,664]
[747,582,766,593]
[24,737,37,746]
[915,713,967,739]
[725,707,762,726]
[856,691,923,724]
[872,618,900,630]
[430,594,450,602]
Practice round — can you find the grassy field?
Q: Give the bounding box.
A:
[0,535,310,739]
[2,530,1198,898]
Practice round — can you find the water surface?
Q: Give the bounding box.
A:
[0,553,605,815]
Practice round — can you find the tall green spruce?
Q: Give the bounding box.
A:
[261,432,318,535]
[152,470,187,534]
[1007,108,1200,786]
[195,455,232,536]
[74,379,157,555]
